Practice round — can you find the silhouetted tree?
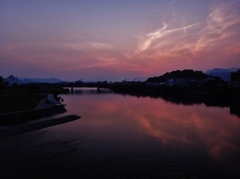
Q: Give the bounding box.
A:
[25,84,40,93]
[0,76,3,83]
[146,69,208,83]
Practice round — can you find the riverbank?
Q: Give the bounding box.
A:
[0,84,70,124]
[0,103,67,125]
[0,94,43,113]
[0,115,80,139]
[0,84,68,113]
[108,83,240,103]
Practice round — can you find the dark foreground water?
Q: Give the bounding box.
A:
[0,87,240,178]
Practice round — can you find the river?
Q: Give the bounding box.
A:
[0,87,240,178]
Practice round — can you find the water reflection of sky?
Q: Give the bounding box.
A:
[41,88,240,178]
[56,88,240,163]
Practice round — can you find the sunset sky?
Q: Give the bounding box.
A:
[1,0,240,81]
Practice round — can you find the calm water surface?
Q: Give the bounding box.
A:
[0,87,240,178]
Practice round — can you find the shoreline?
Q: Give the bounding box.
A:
[108,84,240,102]
[0,92,81,138]
[0,115,80,139]
[0,96,67,125]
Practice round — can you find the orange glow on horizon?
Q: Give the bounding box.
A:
[0,0,239,80]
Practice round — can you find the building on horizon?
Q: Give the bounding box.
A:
[5,75,19,86]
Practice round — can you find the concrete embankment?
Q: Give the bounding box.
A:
[0,115,80,139]
[0,97,66,124]
[0,94,81,138]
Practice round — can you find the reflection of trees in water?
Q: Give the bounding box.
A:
[71,88,113,95]
[159,96,240,119]
[112,89,240,118]
[161,95,229,107]
[230,104,240,118]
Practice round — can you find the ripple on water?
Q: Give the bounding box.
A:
[0,130,200,178]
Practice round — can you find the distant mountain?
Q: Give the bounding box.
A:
[205,68,239,81]
[18,78,67,84]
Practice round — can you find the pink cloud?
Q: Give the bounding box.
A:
[131,1,240,71]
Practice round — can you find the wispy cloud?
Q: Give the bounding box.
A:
[79,42,113,50]
[193,2,240,53]
[58,41,113,51]
[169,0,176,5]
[136,22,199,54]
[134,1,240,60]
[0,40,115,72]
